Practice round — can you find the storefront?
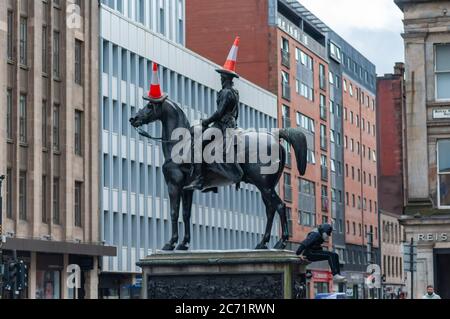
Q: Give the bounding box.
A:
[400,215,450,299]
[310,270,333,298]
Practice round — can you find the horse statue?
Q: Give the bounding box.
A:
[129,97,308,251]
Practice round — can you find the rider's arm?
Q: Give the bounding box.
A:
[202,91,232,126]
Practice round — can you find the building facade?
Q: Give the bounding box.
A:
[395,0,450,299]
[0,0,115,299]
[380,210,406,298]
[185,0,380,298]
[99,0,280,298]
[377,63,407,298]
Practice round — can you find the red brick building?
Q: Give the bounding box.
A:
[377,63,406,216]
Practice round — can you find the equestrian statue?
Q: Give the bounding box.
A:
[130,37,308,251]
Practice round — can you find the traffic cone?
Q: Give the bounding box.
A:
[216,36,240,78]
[143,62,168,103]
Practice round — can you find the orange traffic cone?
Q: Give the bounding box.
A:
[216,36,240,78]
[144,62,168,103]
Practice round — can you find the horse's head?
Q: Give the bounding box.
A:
[129,99,164,128]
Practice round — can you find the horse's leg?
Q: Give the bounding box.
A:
[162,183,182,251]
[273,194,289,250]
[255,189,276,250]
[176,190,194,251]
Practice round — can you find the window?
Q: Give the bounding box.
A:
[159,0,165,35]
[438,140,450,207]
[6,168,12,219]
[75,40,83,85]
[53,178,60,225]
[19,171,27,220]
[42,176,47,223]
[320,94,327,120]
[330,42,342,62]
[436,44,450,100]
[53,105,60,150]
[352,222,356,235]
[319,64,326,90]
[75,182,82,227]
[343,79,347,92]
[53,31,60,78]
[75,111,82,156]
[19,94,27,143]
[177,0,184,44]
[284,173,292,202]
[42,26,48,73]
[19,17,27,65]
[298,49,313,70]
[349,84,354,97]
[7,89,13,139]
[7,11,13,60]
[346,221,350,234]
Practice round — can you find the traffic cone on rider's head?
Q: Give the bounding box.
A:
[143,62,168,103]
[216,36,240,79]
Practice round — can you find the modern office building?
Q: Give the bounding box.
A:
[185,0,380,298]
[98,0,279,298]
[395,0,450,299]
[0,0,115,299]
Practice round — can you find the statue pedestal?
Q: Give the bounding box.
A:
[137,250,308,299]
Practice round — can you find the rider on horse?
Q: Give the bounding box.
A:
[184,37,244,191]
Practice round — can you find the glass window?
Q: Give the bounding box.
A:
[19,94,27,143]
[53,31,60,78]
[20,17,27,65]
[436,44,450,100]
[36,271,61,299]
[438,140,450,207]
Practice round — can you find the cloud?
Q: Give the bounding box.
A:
[298,0,405,74]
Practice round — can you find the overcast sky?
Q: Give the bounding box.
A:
[299,0,405,75]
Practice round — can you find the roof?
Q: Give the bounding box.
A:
[282,0,331,33]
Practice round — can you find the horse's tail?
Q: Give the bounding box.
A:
[279,128,308,176]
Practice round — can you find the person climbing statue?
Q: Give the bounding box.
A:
[296,224,347,283]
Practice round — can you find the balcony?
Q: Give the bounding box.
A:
[281,49,290,68]
[321,197,329,212]
[282,83,291,101]
[321,166,328,181]
[284,185,293,202]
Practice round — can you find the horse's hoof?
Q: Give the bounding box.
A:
[162,243,176,251]
[176,243,189,251]
[255,243,268,250]
[273,241,287,250]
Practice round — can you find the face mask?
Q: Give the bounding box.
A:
[428,291,434,296]
[322,233,329,241]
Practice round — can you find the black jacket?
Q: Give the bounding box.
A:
[296,224,333,256]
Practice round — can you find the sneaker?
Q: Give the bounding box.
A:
[333,274,347,283]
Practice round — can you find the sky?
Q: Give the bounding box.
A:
[299,0,405,76]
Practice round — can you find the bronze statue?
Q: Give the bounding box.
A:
[185,37,243,191]
[130,39,308,251]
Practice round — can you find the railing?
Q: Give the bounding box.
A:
[281,49,290,68]
[282,83,291,101]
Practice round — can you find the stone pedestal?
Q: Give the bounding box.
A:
[137,250,308,299]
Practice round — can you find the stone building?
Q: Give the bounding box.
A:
[395,0,450,299]
[0,0,115,299]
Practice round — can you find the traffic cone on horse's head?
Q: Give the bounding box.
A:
[143,62,168,103]
[216,36,240,79]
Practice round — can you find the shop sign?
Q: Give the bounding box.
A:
[417,233,448,242]
[312,271,333,281]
